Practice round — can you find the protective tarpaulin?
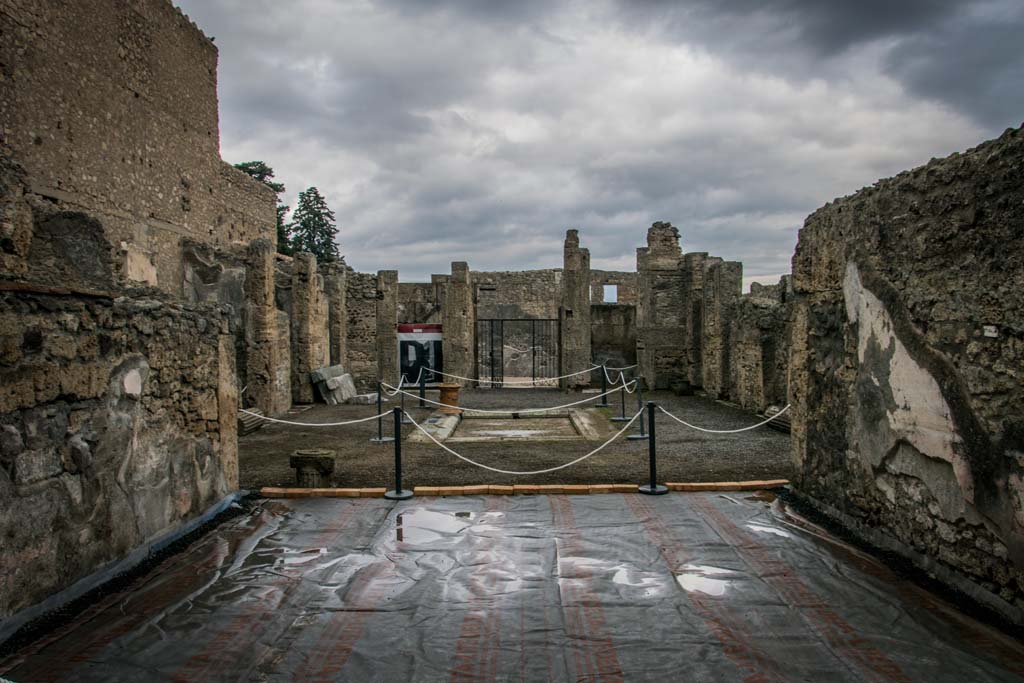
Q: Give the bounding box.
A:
[2,492,1022,681]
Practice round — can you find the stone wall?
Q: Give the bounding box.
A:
[376,270,399,385]
[0,0,276,295]
[397,280,443,324]
[790,125,1024,619]
[290,253,329,403]
[701,259,742,398]
[591,304,637,372]
[345,270,379,391]
[561,230,592,388]
[636,223,687,389]
[726,278,791,412]
[473,269,562,320]
[590,270,638,305]
[442,262,475,386]
[0,286,237,621]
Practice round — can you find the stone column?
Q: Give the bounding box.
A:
[291,252,329,403]
[560,229,591,389]
[324,262,348,367]
[634,222,686,390]
[376,270,399,384]
[442,262,474,386]
[681,252,709,387]
[701,259,742,399]
[244,239,290,415]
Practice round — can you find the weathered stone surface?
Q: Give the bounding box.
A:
[441,262,474,386]
[636,222,687,390]
[376,270,399,385]
[790,125,1024,611]
[290,449,336,487]
[561,229,591,389]
[290,253,329,404]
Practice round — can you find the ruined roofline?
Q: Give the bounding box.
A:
[168,1,218,52]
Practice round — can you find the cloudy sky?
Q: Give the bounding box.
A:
[177,0,1022,286]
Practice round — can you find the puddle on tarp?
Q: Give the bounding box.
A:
[395,509,475,544]
[676,564,734,596]
[746,523,792,539]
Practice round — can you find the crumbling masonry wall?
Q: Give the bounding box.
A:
[790,126,1024,618]
[726,279,791,412]
[0,283,238,623]
[636,223,687,390]
[0,0,276,294]
[561,230,591,388]
[345,270,380,391]
[701,259,742,399]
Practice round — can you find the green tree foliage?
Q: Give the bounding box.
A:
[233,160,293,255]
[289,186,341,262]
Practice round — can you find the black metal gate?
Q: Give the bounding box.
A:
[475,319,560,387]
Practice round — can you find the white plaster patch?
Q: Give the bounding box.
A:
[123,369,143,397]
[844,262,974,503]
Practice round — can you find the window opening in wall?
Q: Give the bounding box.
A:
[603,284,618,303]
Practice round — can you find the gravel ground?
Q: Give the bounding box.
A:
[239,388,793,489]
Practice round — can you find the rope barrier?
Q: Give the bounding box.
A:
[431,365,600,386]
[605,363,637,371]
[381,381,636,415]
[404,408,644,475]
[656,404,791,433]
[237,408,383,427]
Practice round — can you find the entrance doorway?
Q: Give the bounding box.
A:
[475,318,560,387]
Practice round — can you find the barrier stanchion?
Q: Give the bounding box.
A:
[384,407,413,500]
[611,383,630,422]
[627,378,649,440]
[370,381,395,444]
[601,363,608,406]
[638,402,667,495]
[400,375,412,424]
[419,370,427,408]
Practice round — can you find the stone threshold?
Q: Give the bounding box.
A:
[260,480,789,498]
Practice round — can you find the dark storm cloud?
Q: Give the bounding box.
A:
[175,0,1011,285]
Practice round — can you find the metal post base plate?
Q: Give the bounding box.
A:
[384,489,414,500]
[370,437,395,444]
[638,484,669,495]
[626,433,649,440]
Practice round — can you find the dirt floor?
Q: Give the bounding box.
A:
[239,389,794,489]
[4,493,1023,681]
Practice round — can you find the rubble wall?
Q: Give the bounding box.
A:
[0,286,237,621]
[472,269,562,320]
[636,223,687,390]
[0,0,275,295]
[591,304,637,372]
[726,280,791,413]
[290,253,329,403]
[790,126,1024,618]
[590,270,638,305]
[561,230,591,388]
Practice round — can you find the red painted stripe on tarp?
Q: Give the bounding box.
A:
[624,494,780,683]
[691,496,913,683]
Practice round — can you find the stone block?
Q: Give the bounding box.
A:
[289,448,336,488]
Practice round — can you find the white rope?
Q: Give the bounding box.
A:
[237,408,383,427]
[404,408,643,475]
[381,381,635,415]
[605,363,637,371]
[657,404,791,434]
[432,365,600,386]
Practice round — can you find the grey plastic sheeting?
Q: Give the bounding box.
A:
[2,492,1023,682]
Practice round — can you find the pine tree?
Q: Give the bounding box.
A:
[289,186,341,262]
[234,160,293,256]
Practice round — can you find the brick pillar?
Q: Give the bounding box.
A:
[560,229,591,389]
[701,260,742,399]
[324,262,348,367]
[244,239,290,415]
[376,270,399,384]
[442,261,474,386]
[634,222,686,390]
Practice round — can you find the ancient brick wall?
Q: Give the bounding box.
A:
[0,287,237,621]
[726,279,791,412]
[0,0,275,295]
[345,270,380,391]
[591,304,637,372]
[590,270,638,305]
[701,259,742,398]
[472,269,562,320]
[790,125,1024,618]
[636,223,687,390]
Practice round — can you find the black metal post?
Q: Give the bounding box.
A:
[639,402,668,495]
[370,381,394,444]
[385,407,413,500]
[627,377,649,440]
[401,378,412,424]
[601,363,608,406]
[419,370,426,408]
[611,383,629,422]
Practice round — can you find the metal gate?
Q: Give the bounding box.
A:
[475,319,560,387]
